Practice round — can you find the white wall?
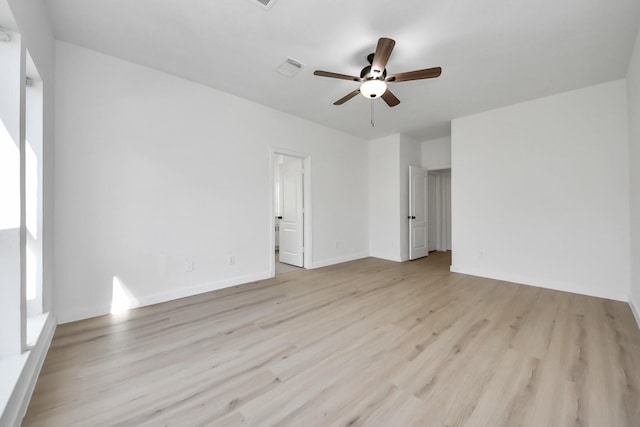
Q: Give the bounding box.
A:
[421,136,451,170]
[368,134,401,261]
[368,133,421,262]
[628,27,640,323]
[54,42,369,323]
[452,80,631,301]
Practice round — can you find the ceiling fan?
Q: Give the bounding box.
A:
[314,37,441,107]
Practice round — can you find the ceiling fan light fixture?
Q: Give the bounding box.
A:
[314,37,441,108]
[360,79,387,99]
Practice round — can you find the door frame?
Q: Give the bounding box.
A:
[269,148,312,277]
[409,166,429,260]
[428,171,438,252]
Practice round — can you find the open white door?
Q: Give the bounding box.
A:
[279,158,304,267]
[409,166,429,260]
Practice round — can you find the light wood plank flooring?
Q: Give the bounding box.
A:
[24,252,640,426]
[275,250,302,275]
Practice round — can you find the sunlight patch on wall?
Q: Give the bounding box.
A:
[111,276,138,314]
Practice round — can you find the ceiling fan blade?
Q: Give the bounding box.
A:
[334,89,361,105]
[314,70,362,82]
[381,89,400,107]
[387,67,442,83]
[371,38,395,76]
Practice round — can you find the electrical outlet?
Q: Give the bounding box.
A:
[185,261,194,272]
[228,256,235,265]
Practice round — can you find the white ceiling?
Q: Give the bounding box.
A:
[45,0,640,141]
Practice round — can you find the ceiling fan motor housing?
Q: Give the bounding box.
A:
[360,62,387,80]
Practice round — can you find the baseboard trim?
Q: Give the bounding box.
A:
[450,264,627,302]
[310,253,369,269]
[57,271,273,324]
[629,299,640,330]
[136,271,272,309]
[1,312,56,427]
[368,252,403,263]
[56,304,111,324]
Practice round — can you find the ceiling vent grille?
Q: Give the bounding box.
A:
[276,58,305,77]
[248,0,277,10]
[0,28,11,42]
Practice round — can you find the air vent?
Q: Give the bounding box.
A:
[276,58,305,77]
[247,0,278,10]
[0,28,11,42]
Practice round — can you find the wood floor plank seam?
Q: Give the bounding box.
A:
[23,252,640,426]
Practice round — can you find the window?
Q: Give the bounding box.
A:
[25,51,43,322]
[0,11,46,357]
[25,51,45,346]
[0,15,25,358]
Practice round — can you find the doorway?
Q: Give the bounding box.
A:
[428,169,452,252]
[409,166,429,260]
[271,150,311,276]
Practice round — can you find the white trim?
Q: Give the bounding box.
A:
[137,271,272,307]
[309,252,369,269]
[0,312,55,427]
[56,304,111,324]
[269,151,276,278]
[57,271,272,324]
[369,252,404,263]
[629,299,640,330]
[426,165,452,172]
[450,264,627,302]
[269,148,312,276]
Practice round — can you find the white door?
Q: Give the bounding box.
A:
[409,166,429,260]
[279,158,304,267]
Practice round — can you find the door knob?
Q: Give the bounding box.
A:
[277,216,283,219]
[408,216,416,219]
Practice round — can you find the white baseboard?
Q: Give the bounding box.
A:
[135,271,272,308]
[629,299,640,330]
[368,252,403,263]
[0,312,56,427]
[56,304,112,324]
[450,264,627,302]
[310,252,369,269]
[57,271,273,324]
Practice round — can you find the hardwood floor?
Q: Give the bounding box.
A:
[275,250,302,275]
[23,252,640,426]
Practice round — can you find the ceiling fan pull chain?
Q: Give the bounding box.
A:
[371,99,375,127]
